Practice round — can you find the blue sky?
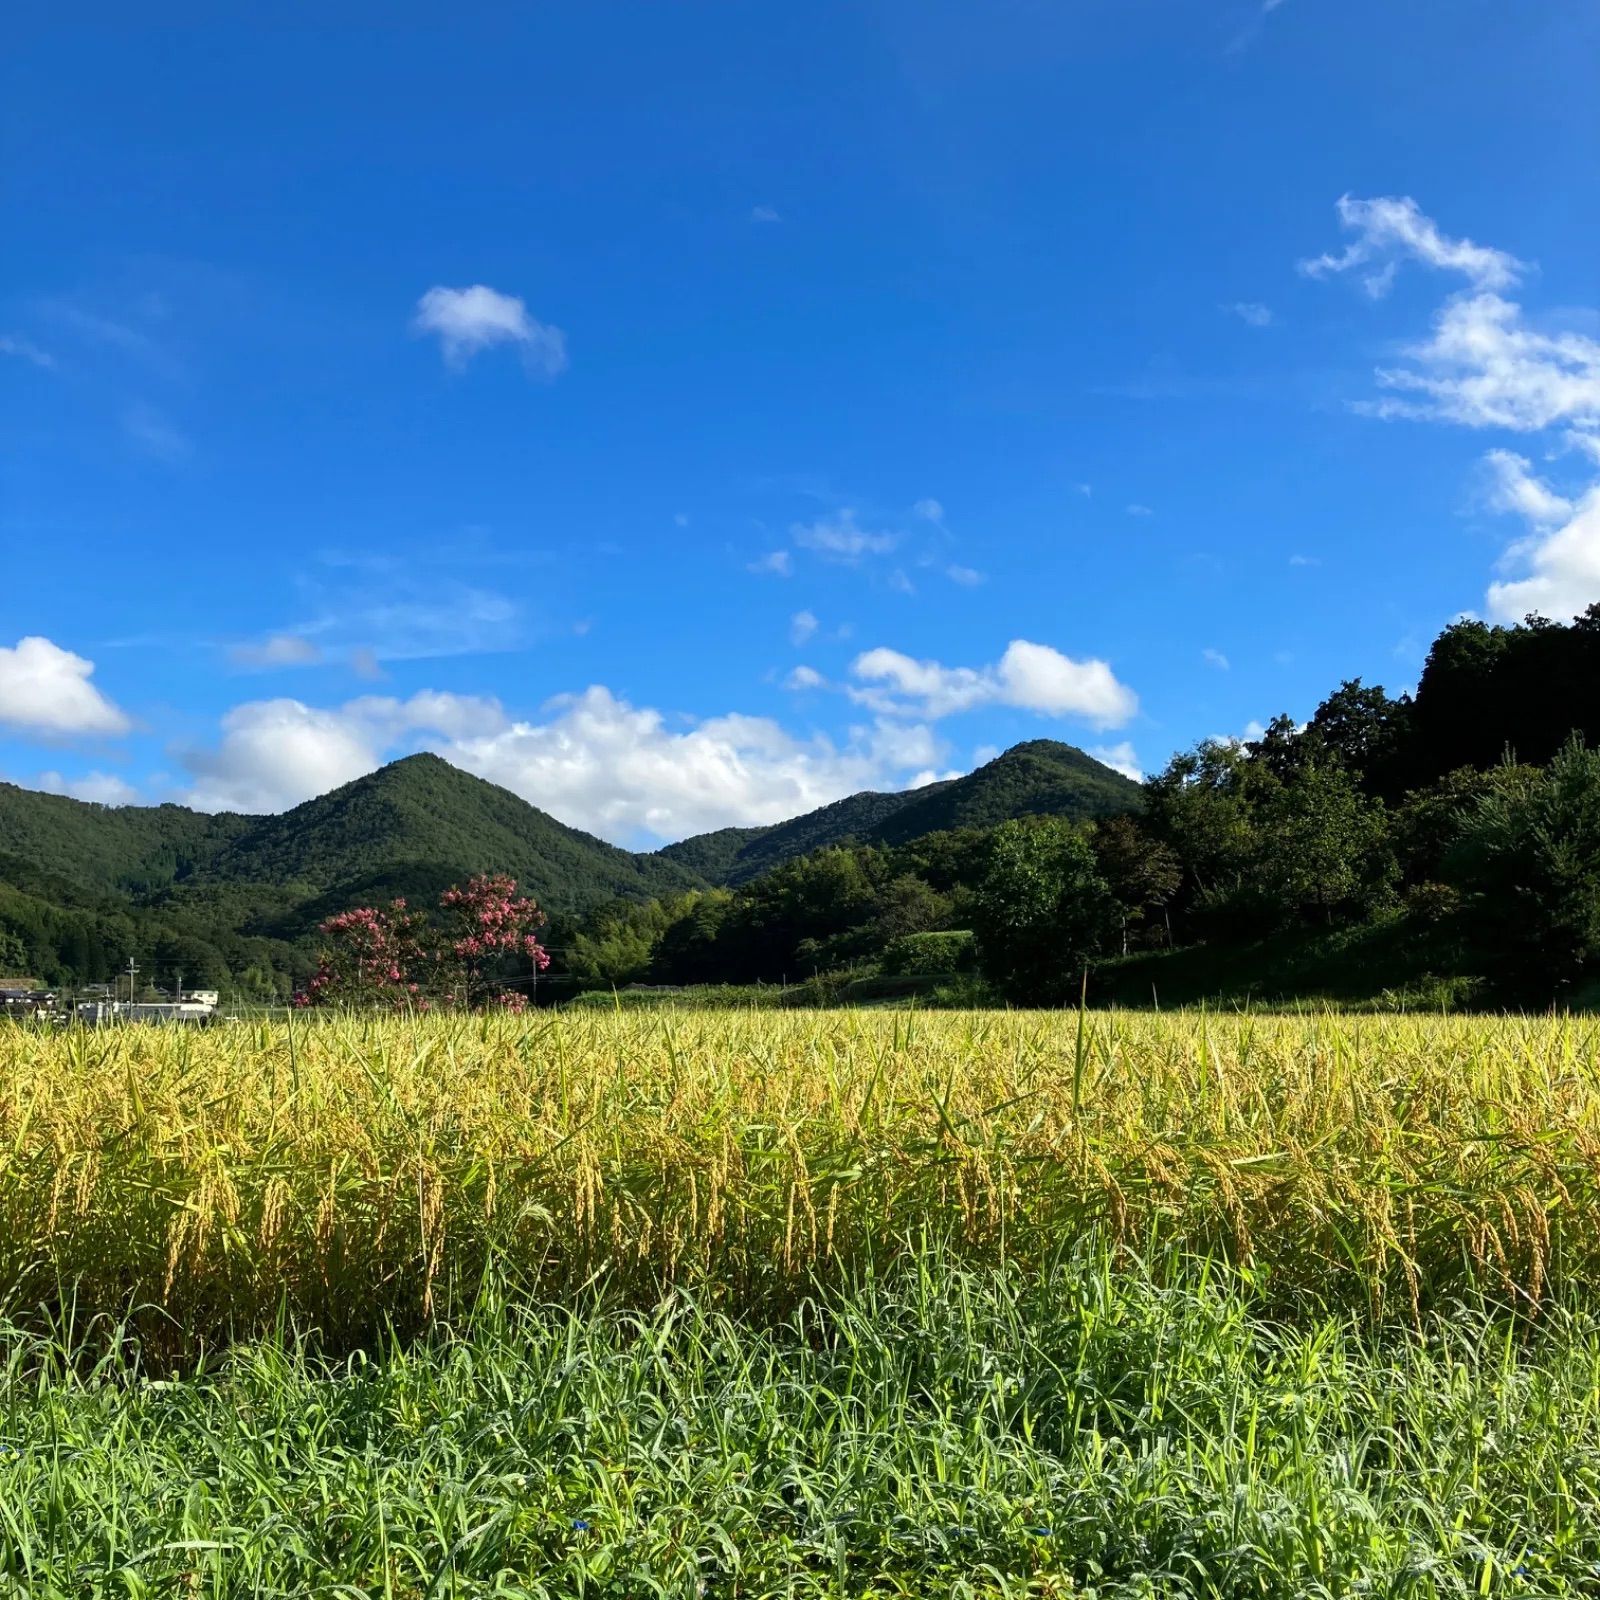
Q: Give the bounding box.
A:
[4,1,1598,844]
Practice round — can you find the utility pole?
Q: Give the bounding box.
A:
[124,956,139,1005]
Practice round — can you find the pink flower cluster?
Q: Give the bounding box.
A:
[296,874,550,1011]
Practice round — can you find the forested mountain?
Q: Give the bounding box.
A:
[657,740,1141,885]
[0,742,1134,993]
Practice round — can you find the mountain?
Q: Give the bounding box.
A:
[190,754,702,921]
[0,740,1138,991]
[657,739,1141,885]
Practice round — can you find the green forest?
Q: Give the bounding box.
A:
[8,607,1600,1009]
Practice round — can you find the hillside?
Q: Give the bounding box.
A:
[0,781,252,897]
[658,739,1141,885]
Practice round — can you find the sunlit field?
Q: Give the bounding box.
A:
[6,1008,1600,1595]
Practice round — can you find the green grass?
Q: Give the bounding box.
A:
[4,1247,1600,1598]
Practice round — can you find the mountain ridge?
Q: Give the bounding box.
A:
[0,739,1140,989]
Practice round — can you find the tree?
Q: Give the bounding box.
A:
[300,874,549,1011]
[1091,815,1180,954]
[1448,736,1600,1000]
[971,818,1116,1005]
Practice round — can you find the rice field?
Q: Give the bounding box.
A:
[5,1007,1600,1595]
[4,1008,1600,1343]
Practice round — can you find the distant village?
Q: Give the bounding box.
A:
[0,962,225,1025]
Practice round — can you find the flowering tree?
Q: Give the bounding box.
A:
[297,874,550,1011]
[297,900,431,1009]
[436,873,551,1012]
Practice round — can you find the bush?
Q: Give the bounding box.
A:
[880,929,977,977]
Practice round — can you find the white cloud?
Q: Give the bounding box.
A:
[789,610,819,645]
[182,700,384,813]
[946,565,986,586]
[437,689,946,843]
[784,665,826,691]
[749,549,793,577]
[888,568,916,595]
[36,769,140,805]
[0,637,130,738]
[1125,503,1153,517]
[1308,196,1600,624]
[1486,483,1600,623]
[792,510,897,562]
[1202,648,1230,670]
[913,497,945,524]
[179,691,508,813]
[0,334,55,368]
[1288,553,1320,567]
[1358,293,1600,433]
[229,634,324,671]
[849,639,1137,727]
[1300,194,1525,298]
[412,285,568,376]
[750,205,781,223]
[1229,302,1273,328]
[1089,742,1143,782]
[175,684,952,844]
[1483,449,1573,526]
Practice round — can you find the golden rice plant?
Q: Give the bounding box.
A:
[4,1006,1600,1346]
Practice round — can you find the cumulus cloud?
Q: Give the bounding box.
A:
[1088,742,1143,782]
[789,610,819,645]
[784,665,826,691]
[175,684,951,843]
[1486,482,1600,623]
[749,549,793,577]
[178,691,508,813]
[228,634,323,670]
[1300,194,1525,298]
[0,636,130,738]
[412,285,568,376]
[36,769,140,806]
[848,639,1137,727]
[1355,293,1600,434]
[792,510,897,562]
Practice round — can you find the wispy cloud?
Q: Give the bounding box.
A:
[122,404,191,463]
[792,509,898,562]
[1202,648,1230,670]
[229,634,324,671]
[0,334,55,369]
[748,549,793,577]
[1300,194,1525,299]
[1227,302,1273,328]
[1306,194,1600,624]
[750,205,781,223]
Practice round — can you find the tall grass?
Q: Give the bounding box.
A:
[4,1249,1600,1597]
[6,1007,1600,1344]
